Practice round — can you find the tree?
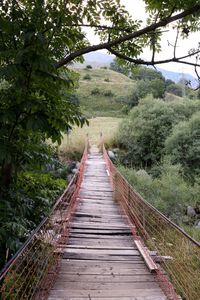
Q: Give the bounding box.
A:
[110,58,130,76]
[117,97,200,167]
[166,83,183,97]
[1,2,200,180]
[127,78,166,108]
[165,112,200,178]
[132,66,164,81]
[53,0,200,83]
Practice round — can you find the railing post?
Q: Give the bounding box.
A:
[99,132,103,153]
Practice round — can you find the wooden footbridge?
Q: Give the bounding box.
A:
[0,141,200,300]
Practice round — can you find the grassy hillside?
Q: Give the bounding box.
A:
[75,68,135,117]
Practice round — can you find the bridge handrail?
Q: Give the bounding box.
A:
[0,140,89,299]
[103,144,200,300]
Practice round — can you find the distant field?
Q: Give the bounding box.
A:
[59,117,121,159]
[75,68,135,117]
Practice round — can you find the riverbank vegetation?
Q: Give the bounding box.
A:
[114,96,200,240]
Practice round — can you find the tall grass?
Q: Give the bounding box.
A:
[59,117,121,160]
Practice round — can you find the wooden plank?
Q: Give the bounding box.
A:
[62,248,140,256]
[69,233,133,239]
[49,289,165,298]
[51,273,156,283]
[71,222,130,229]
[73,217,126,223]
[62,253,143,261]
[70,222,129,230]
[79,198,114,204]
[65,245,136,250]
[73,212,126,219]
[49,297,167,300]
[52,281,160,290]
[69,229,132,235]
[135,240,158,273]
[59,260,150,272]
[82,182,111,186]
[78,204,118,209]
[68,239,135,247]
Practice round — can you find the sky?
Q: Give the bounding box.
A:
[86,0,199,77]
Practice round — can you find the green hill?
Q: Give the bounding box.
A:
[75,68,135,117]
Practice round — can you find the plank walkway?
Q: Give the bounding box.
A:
[48,146,167,300]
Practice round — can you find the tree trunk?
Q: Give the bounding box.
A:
[1,162,13,188]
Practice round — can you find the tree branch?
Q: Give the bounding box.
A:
[70,23,134,33]
[174,27,180,58]
[56,4,200,68]
[107,47,200,68]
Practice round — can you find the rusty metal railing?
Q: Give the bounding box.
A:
[0,141,89,300]
[103,145,200,300]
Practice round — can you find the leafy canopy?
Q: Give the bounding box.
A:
[118,96,200,167]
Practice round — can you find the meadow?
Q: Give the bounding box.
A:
[59,117,122,160]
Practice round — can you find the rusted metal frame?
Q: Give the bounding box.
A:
[0,216,48,281]
[16,247,51,297]
[114,173,152,241]
[38,140,89,299]
[1,216,59,298]
[21,252,52,299]
[102,146,181,299]
[111,166,199,268]
[119,169,200,246]
[33,174,80,299]
[0,141,89,299]
[113,175,160,273]
[105,161,158,272]
[1,235,54,298]
[0,171,79,282]
[115,175,196,299]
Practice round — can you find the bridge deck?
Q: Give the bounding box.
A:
[48,147,166,300]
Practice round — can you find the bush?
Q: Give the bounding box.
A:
[117,96,200,168]
[17,172,66,221]
[104,77,110,82]
[103,90,114,97]
[0,171,66,267]
[166,83,183,97]
[165,112,200,178]
[91,88,101,95]
[83,74,92,80]
[86,65,92,69]
[118,160,199,223]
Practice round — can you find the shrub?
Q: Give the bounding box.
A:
[86,65,92,69]
[83,74,92,80]
[91,88,101,95]
[117,96,200,168]
[104,77,110,82]
[118,160,199,223]
[166,83,183,97]
[103,90,114,97]
[165,112,200,178]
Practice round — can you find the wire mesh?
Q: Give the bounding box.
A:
[0,141,89,300]
[103,145,200,300]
